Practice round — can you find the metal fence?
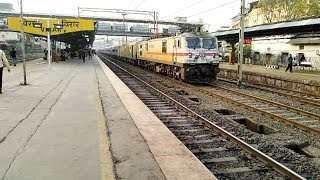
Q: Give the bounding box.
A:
[251,52,320,70]
[307,57,320,70]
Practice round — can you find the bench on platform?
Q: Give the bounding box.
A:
[300,61,312,67]
[294,61,318,71]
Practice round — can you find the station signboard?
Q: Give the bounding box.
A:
[8,17,94,36]
[244,39,252,44]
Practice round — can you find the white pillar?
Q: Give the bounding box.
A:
[20,0,27,85]
[47,19,51,69]
[238,0,245,87]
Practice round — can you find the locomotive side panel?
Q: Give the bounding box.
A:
[119,44,126,59]
[138,38,182,66]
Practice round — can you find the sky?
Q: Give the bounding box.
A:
[0,0,256,31]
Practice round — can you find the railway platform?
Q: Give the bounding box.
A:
[0,57,215,180]
[219,62,320,96]
[219,62,320,82]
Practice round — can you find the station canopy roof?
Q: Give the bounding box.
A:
[212,17,320,42]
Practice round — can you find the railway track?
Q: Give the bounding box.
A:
[162,78,320,136]
[153,75,320,137]
[100,55,305,180]
[217,78,320,107]
[200,83,320,137]
[143,72,320,137]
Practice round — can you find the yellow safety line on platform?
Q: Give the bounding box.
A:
[94,65,115,180]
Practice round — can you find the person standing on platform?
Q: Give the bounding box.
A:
[44,49,48,60]
[0,48,11,94]
[285,54,293,73]
[78,49,82,60]
[299,54,306,66]
[82,50,86,63]
[88,49,92,60]
[9,47,17,66]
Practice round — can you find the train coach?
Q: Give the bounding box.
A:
[105,32,220,83]
[103,46,119,58]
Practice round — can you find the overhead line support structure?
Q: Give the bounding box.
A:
[0,11,203,33]
[78,7,159,36]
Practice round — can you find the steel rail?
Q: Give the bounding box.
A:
[184,82,320,136]
[218,77,320,98]
[245,83,320,107]
[210,84,320,121]
[218,78,320,107]
[101,56,306,180]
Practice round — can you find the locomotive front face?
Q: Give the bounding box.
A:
[180,35,220,83]
[183,37,220,65]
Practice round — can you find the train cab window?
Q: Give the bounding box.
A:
[187,38,200,49]
[203,38,217,50]
[162,41,167,53]
[174,39,181,48]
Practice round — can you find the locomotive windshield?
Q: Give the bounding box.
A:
[187,38,200,49]
[203,38,217,49]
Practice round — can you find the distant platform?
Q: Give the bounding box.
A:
[219,62,320,83]
[218,62,320,96]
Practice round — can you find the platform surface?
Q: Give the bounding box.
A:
[220,62,320,82]
[0,57,216,180]
[0,58,115,180]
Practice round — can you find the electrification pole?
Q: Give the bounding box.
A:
[238,0,245,87]
[122,13,127,44]
[47,19,51,69]
[20,0,27,85]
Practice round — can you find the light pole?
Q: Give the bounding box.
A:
[47,19,51,69]
[238,0,245,87]
[19,0,27,85]
[34,19,63,69]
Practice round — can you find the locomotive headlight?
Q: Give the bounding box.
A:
[188,52,193,58]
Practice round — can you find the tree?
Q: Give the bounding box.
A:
[233,44,251,63]
[292,0,320,19]
[243,45,252,58]
[258,0,281,23]
[258,0,320,23]
[279,0,294,20]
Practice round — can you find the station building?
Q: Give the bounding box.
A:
[229,0,320,69]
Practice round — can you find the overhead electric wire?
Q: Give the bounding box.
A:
[206,4,239,16]
[188,0,240,18]
[127,0,136,9]
[134,0,147,10]
[163,0,208,18]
